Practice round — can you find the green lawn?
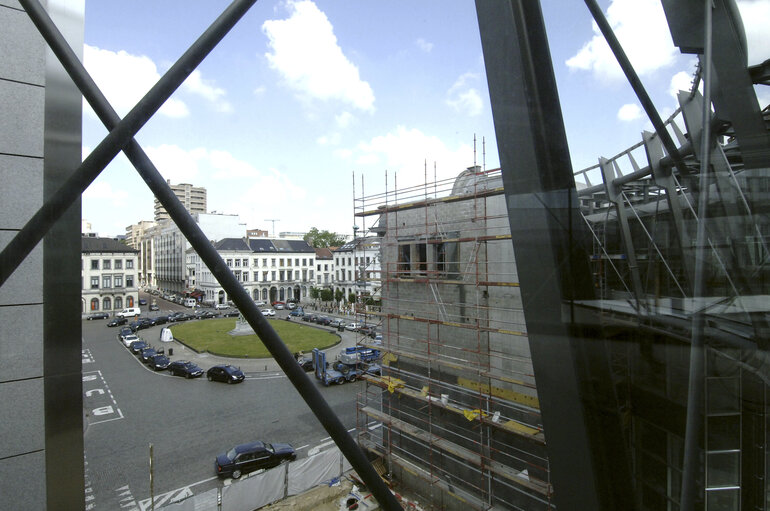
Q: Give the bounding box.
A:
[169,318,339,358]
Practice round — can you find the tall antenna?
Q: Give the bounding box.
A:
[473,133,477,168]
[264,219,279,237]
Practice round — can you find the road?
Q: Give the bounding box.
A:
[82,297,364,510]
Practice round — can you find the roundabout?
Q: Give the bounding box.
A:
[168,317,340,358]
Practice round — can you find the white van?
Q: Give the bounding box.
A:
[184,298,197,308]
[116,307,141,318]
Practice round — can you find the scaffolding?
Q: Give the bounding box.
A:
[353,167,553,510]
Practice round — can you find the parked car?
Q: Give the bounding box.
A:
[289,308,304,317]
[345,322,361,331]
[222,310,239,317]
[107,317,127,327]
[138,347,160,362]
[286,302,296,310]
[315,316,331,326]
[122,334,140,347]
[117,327,133,342]
[168,361,204,378]
[116,307,141,319]
[329,319,345,329]
[86,312,109,320]
[153,315,168,325]
[302,314,315,322]
[146,354,170,371]
[129,318,152,332]
[129,340,148,354]
[254,301,266,307]
[215,303,229,310]
[358,325,377,338]
[215,441,296,479]
[271,301,285,308]
[261,308,275,317]
[206,364,245,384]
[297,357,313,372]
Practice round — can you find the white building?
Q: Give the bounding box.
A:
[154,180,207,222]
[334,236,381,304]
[81,237,139,315]
[154,212,245,293]
[187,238,316,305]
[125,220,156,288]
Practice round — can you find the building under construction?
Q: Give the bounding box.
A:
[355,167,551,510]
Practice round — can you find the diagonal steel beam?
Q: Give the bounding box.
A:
[0,0,254,288]
[12,2,403,508]
[583,0,691,179]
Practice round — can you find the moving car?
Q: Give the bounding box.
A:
[215,441,296,479]
[261,308,275,317]
[149,303,160,311]
[289,308,304,317]
[167,361,204,378]
[107,317,127,327]
[86,312,109,320]
[297,357,313,372]
[138,299,148,306]
[206,364,245,384]
[345,322,361,331]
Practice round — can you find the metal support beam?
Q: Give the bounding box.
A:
[600,157,645,308]
[13,2,402,508]
[644,130,695,293]
[475,1,635,508]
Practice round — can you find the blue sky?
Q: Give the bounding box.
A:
[81,0,769,238]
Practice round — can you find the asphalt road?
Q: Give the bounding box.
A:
[82,302,363,510]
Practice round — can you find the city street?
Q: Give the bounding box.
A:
[81,301,364,510]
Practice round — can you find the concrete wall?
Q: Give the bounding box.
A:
[0,1,84,508]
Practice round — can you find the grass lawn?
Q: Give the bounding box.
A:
[169,318,339,358]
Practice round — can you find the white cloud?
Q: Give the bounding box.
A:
[317,133,341,146]
[416,38,434,53]
[262,0,375,112]
[669,70,695,98]
[83,44,189,118]
[253,85,266,96]
[355,126,474,188]
[617,103,642,121]
[183,70,232,112]
[335,111,355,128]
[334,148,353,160]
[566,0,676,81]
[143,144,202,183]
[446,73,483,116]
[738,1,770,66]
[83,180,130,206]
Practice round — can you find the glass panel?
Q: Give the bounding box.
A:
[708,415,741,451]
[707,377,740,415]
[706,488,739,511]
[707,451,740,488]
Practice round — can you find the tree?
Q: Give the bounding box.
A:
[348,292,356,303]
[309,287,319,300]
[334,289,344,302]
[303,227,346,248]
[320,288,333,301]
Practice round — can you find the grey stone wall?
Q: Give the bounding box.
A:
[1,1,84,508]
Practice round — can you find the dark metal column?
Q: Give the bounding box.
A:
[42,1,84,507]
[475,1,634,508]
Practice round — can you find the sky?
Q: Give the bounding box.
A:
[81,0,770,238]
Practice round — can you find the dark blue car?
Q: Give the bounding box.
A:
[215,441,296,479]
[206,364,245,384]
[168,360,204,378]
